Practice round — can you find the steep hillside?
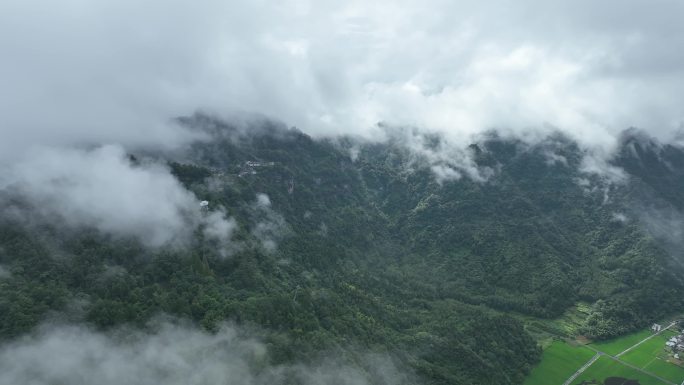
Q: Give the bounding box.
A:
[1,115,683,384]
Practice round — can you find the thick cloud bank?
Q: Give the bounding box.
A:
[2,0,684,160]
[0,322,410,385]
[1,145,235,248]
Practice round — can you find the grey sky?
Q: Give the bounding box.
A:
[1,0,683,237]
[1,3,684,380]
[2,0,684,157]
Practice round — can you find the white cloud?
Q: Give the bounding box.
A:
[2,0,684,157]
[203,211,237,245]
[1,145,235,248]
[611,213,628,223]
[579,152,628,184]
[0,322,410,385]
[1,0,683,183]
[256,193,272,208]
[250,194,289,252]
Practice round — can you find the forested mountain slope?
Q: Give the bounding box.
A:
[1,115,683,384]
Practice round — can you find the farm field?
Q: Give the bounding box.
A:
[570,356,668,385]
[590,329,654,356]
[523,340,595,385]
[620,330,684,384]
[526,324,684,384]
[523,303,593,341]
[644,359,684,384]
[621,332,673,366]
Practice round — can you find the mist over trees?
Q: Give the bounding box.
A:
[2,117,684,384]
[3,1,684,384]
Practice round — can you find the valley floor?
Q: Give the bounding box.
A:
[525,317,684,385]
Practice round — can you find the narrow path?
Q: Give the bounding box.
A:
[616,321,676,358]
[562,353,601,385]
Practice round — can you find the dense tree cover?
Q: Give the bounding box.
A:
[1,115,684,383]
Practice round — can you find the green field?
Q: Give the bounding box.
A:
[620,330,684,384]
[591,329,654,356]
[524,340,595,385]
[621,333,671,366]
[525,319,684,384]
[644,359,684,384]
[571,356,668,385]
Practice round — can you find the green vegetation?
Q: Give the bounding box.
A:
[4,117,684,384]
[524,302,593,342]
[643,359,684,384]
[523,340,595,385]
[620,331,684,384]
[591,329,655,356]
[532,325,684,384]
[571,356,668,385]
[621,333,672,367]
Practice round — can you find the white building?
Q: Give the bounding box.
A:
[245,161,275,167]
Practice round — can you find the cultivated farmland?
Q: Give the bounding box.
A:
[524,341,595,385]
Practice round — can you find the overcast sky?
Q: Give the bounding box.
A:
[2,0,684,158]
[2,3,683,381]
[1,0,683,240]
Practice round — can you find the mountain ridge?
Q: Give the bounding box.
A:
[1,114,683,384]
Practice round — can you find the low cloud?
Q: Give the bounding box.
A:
[611,212,629,223]
[0,145,235,248]
[0,321,411,385]
[203,211,237,245]
[579,151,628,184]
[255,193,272,208]
[383,126,496,183]
[250,194,290,252]
[0,265,9,279]
[636,205,684,254]
[2,0,684,175]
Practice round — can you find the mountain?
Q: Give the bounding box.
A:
[1,114,684,384]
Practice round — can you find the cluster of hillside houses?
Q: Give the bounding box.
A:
[245,161,275,167]
[238,161,276,177]
[665,334,684,351]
